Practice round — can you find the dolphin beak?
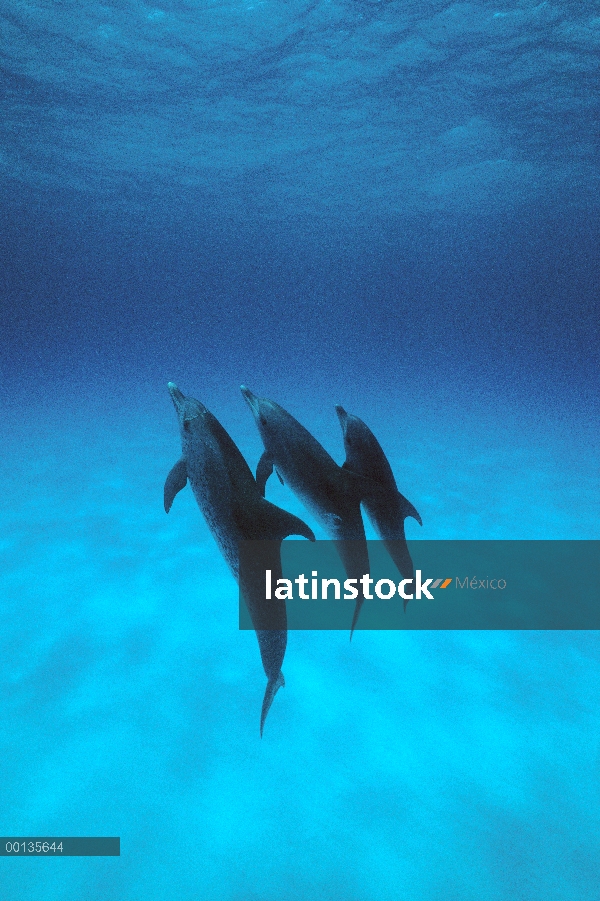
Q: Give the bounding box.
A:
[168,382,185,411]
[240,385,260,416]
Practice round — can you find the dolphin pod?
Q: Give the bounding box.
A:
[165,383,314,735]
[241,386,379,637]
[165,382,421,733]
[335,405,422,610]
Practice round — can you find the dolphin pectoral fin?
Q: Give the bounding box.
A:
[164,458,188,513]
[260,671,284,737]
[275,468,284,485]
[256,452,274,497]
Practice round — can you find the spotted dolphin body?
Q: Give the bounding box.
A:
[165,383,314,735]
[241,387,373,637]
[335,406,422,610]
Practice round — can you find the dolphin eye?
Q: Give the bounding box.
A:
[260,415,267,426]
[183,420,191,433]
[346,437,352,446]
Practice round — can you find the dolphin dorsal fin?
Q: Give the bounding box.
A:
[232,498,315,543]
[260,500,316,543]
[396,491,422,526]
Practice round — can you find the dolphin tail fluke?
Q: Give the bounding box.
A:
[260,671,285,737]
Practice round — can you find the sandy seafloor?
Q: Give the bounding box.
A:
[1,389,599,900]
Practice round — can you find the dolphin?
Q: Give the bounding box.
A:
[335,405,422,610]
[240,386,372,637]
[165,383,315,735]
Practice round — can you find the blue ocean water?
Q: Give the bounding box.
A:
[1,0,599,898]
